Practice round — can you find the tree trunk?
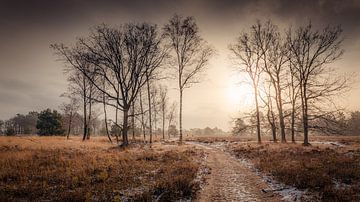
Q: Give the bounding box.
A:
[146,80,153,144]
[87,92,92,140]
[153,94,157,137]
[290,65,297,144]
[114,83,120,143]
[300,81,310,146]
[82,76,87,141]
[168,120,171,139]
[132,100,135,140]
[67,111,73,140]
[139,90,146,142]
[303,84,310,146]
[179,89,183,143]
[162,105,165,139]
[267,106,277,143]
[291,100,296,143]
[122,107,129,146]
[254,85,261,144]
[103,93,112,143]
[276,84,286,143]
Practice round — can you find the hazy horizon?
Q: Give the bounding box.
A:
[1,0,360,131]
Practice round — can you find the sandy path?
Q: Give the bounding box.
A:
[190,142,282,202]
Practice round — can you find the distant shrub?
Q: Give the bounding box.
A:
[5,128,15,136]
[36,109,64,135]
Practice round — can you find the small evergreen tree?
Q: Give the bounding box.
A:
[36,109,64,135]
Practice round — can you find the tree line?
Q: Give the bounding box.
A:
[229,21,352,145]
[0,108,100,136]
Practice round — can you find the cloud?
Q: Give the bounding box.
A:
[0,0,359,129]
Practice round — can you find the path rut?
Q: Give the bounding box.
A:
[190,142,282,202]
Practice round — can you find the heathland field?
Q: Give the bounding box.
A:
[1,135,360,201]
[0,136,204,201]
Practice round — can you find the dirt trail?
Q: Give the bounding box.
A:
[190,142,282,202]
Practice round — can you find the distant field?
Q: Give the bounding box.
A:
[0,136,204,201]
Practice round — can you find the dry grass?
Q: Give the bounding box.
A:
[0,136,203,201]
[185,135,257,143]
[228,141,360,201]
[187,134,360,144]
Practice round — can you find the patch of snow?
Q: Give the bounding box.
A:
[332,179,351,190]
[233,157,321,202]
[311,141,344,147]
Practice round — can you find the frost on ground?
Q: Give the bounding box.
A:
[188,142,281,202]
[190,141,321,202]
[235,157,321,202]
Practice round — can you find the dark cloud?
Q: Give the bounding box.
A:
[1,0,359,37]
[0,0,359,128]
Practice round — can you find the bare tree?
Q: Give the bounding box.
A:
[229,26,264,143]
[163,14,214,142]
[141,24,167,144]
[259,82,277,142]
[52,43,97,141]
[159,85,168,139]
[0,120,4,135]
[100,78,113,143]
[286,62,301,143]
[85,72,101,140]
[53,23,164,146]
[139,89,148,142]
[60,97,80,139]
[287,23,346,145]
[147,81,155,143]
[166,102,177,138]
[131,98,136,140]
[151,85,160,137]
[255,21,289,143]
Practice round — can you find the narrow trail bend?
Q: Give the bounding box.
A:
[189,142,282,202]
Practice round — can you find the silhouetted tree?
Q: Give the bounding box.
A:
[287,23,347,145]
[348,111,360,135]
[159,85,168,139]
[5,119,15,136]
[0,120,3,135]
[60,97,80,139]
[259,82,278,142]
[229,25,264,143]
[166,102,177,138]
[232,118,248,136]
[100,78,112,143]
[286,62,301,143]
[168,124,178,137]
[79,23,164,146]
[51,44,98,141]
[255,21,288,142]
[163,14,214,143]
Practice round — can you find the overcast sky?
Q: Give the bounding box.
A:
[0,0,359,130]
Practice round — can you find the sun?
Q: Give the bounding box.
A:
[227,85,241,106]
[226,75,255,110]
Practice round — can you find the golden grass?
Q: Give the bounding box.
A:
[228,142,360,201]
[0,136,203,201]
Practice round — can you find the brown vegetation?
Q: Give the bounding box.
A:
[0,136,203,201]
[227,139,360,201]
